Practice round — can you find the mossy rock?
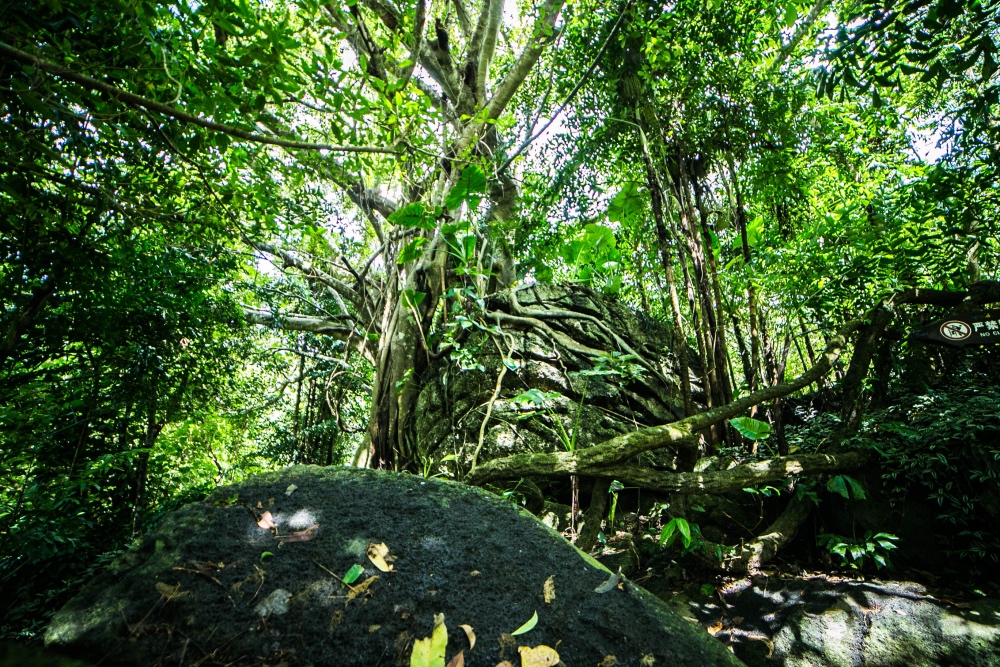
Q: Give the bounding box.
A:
[46,466,742,667]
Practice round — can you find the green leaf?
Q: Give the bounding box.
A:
[675,517,692,547]
[342,563,364,585]
[746,216,764,247]
[260,551,275,562]
[445,165,487,210]
[730,417,772,440]
[607,182,644,223]
[389,202,433,229]
[510,610,538,635]
[513,388,553,406]
[827,475,866,500]
[398,237,429,264]
[401,289,426,308]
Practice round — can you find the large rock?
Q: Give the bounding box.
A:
[416,284,699,467]
[45,466,741,667]
[663,576,1000,667]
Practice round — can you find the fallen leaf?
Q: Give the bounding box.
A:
[470,570,480,577]
[510,611,538,636]
[598,656,617,667]
[368,542,394,572]
[260,551,275,562]
[276,525,318,543]
[706,621,723,636]
[445,650,464,667]
[496,663,515,667]
[342,564,364,585]
[459,624,476,650]
[498,634,516,653]
[285,484,298,495]
[410,613,447,667]
[369,624,381,633]
[346,575,379,602]
[257,511,276,530]
[543,576,555,604]
[155,582,189,601]
[594,570,620,594]
[517,645,559,667]
[640,655,656,667]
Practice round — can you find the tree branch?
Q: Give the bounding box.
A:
[243,309,356,338]
[593,452,869,495]
[0,41,398,155]
[498,0,631,173]
[483,0,565,121]
[467,321,861,485]
[475,0,504,100]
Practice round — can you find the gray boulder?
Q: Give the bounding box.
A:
[664,577,1000,667]
[46,466,741,667]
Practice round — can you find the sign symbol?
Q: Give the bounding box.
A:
[940,320,972,341]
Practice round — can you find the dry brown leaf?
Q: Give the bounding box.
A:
[276,524,318,543]
[598,657,617,667]
[543,575,555,604]
[257,511,276,530]
[459,624,476,651]
[518,645,560,667]
[498,633,516,653]
[346,575,379,602]
[706,621,724,636]
[496,663,515,667]
[367,542,394,572]
[155,582,189,601]
[445,650,465,667]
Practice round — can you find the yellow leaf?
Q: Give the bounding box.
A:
[459,624,476,650]
[410,614,448,667]
[496,662,515,667]
[368,542,394,572]
[543,576,555,604]
[518,645,559,667]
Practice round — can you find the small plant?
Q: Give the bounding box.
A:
[607,480,624,532]
[660,517,700,553]
[512,388,584,452]
[817,531,898,569]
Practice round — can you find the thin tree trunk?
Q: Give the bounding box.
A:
[639,125,692,416]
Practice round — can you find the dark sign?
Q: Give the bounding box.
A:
[910,311,1000,348]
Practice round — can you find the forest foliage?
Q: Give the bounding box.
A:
[2,0,999,639]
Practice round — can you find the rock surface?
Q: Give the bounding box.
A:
[661,576,1000,667]
[415,284,699,468]
[45,466,740,667]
